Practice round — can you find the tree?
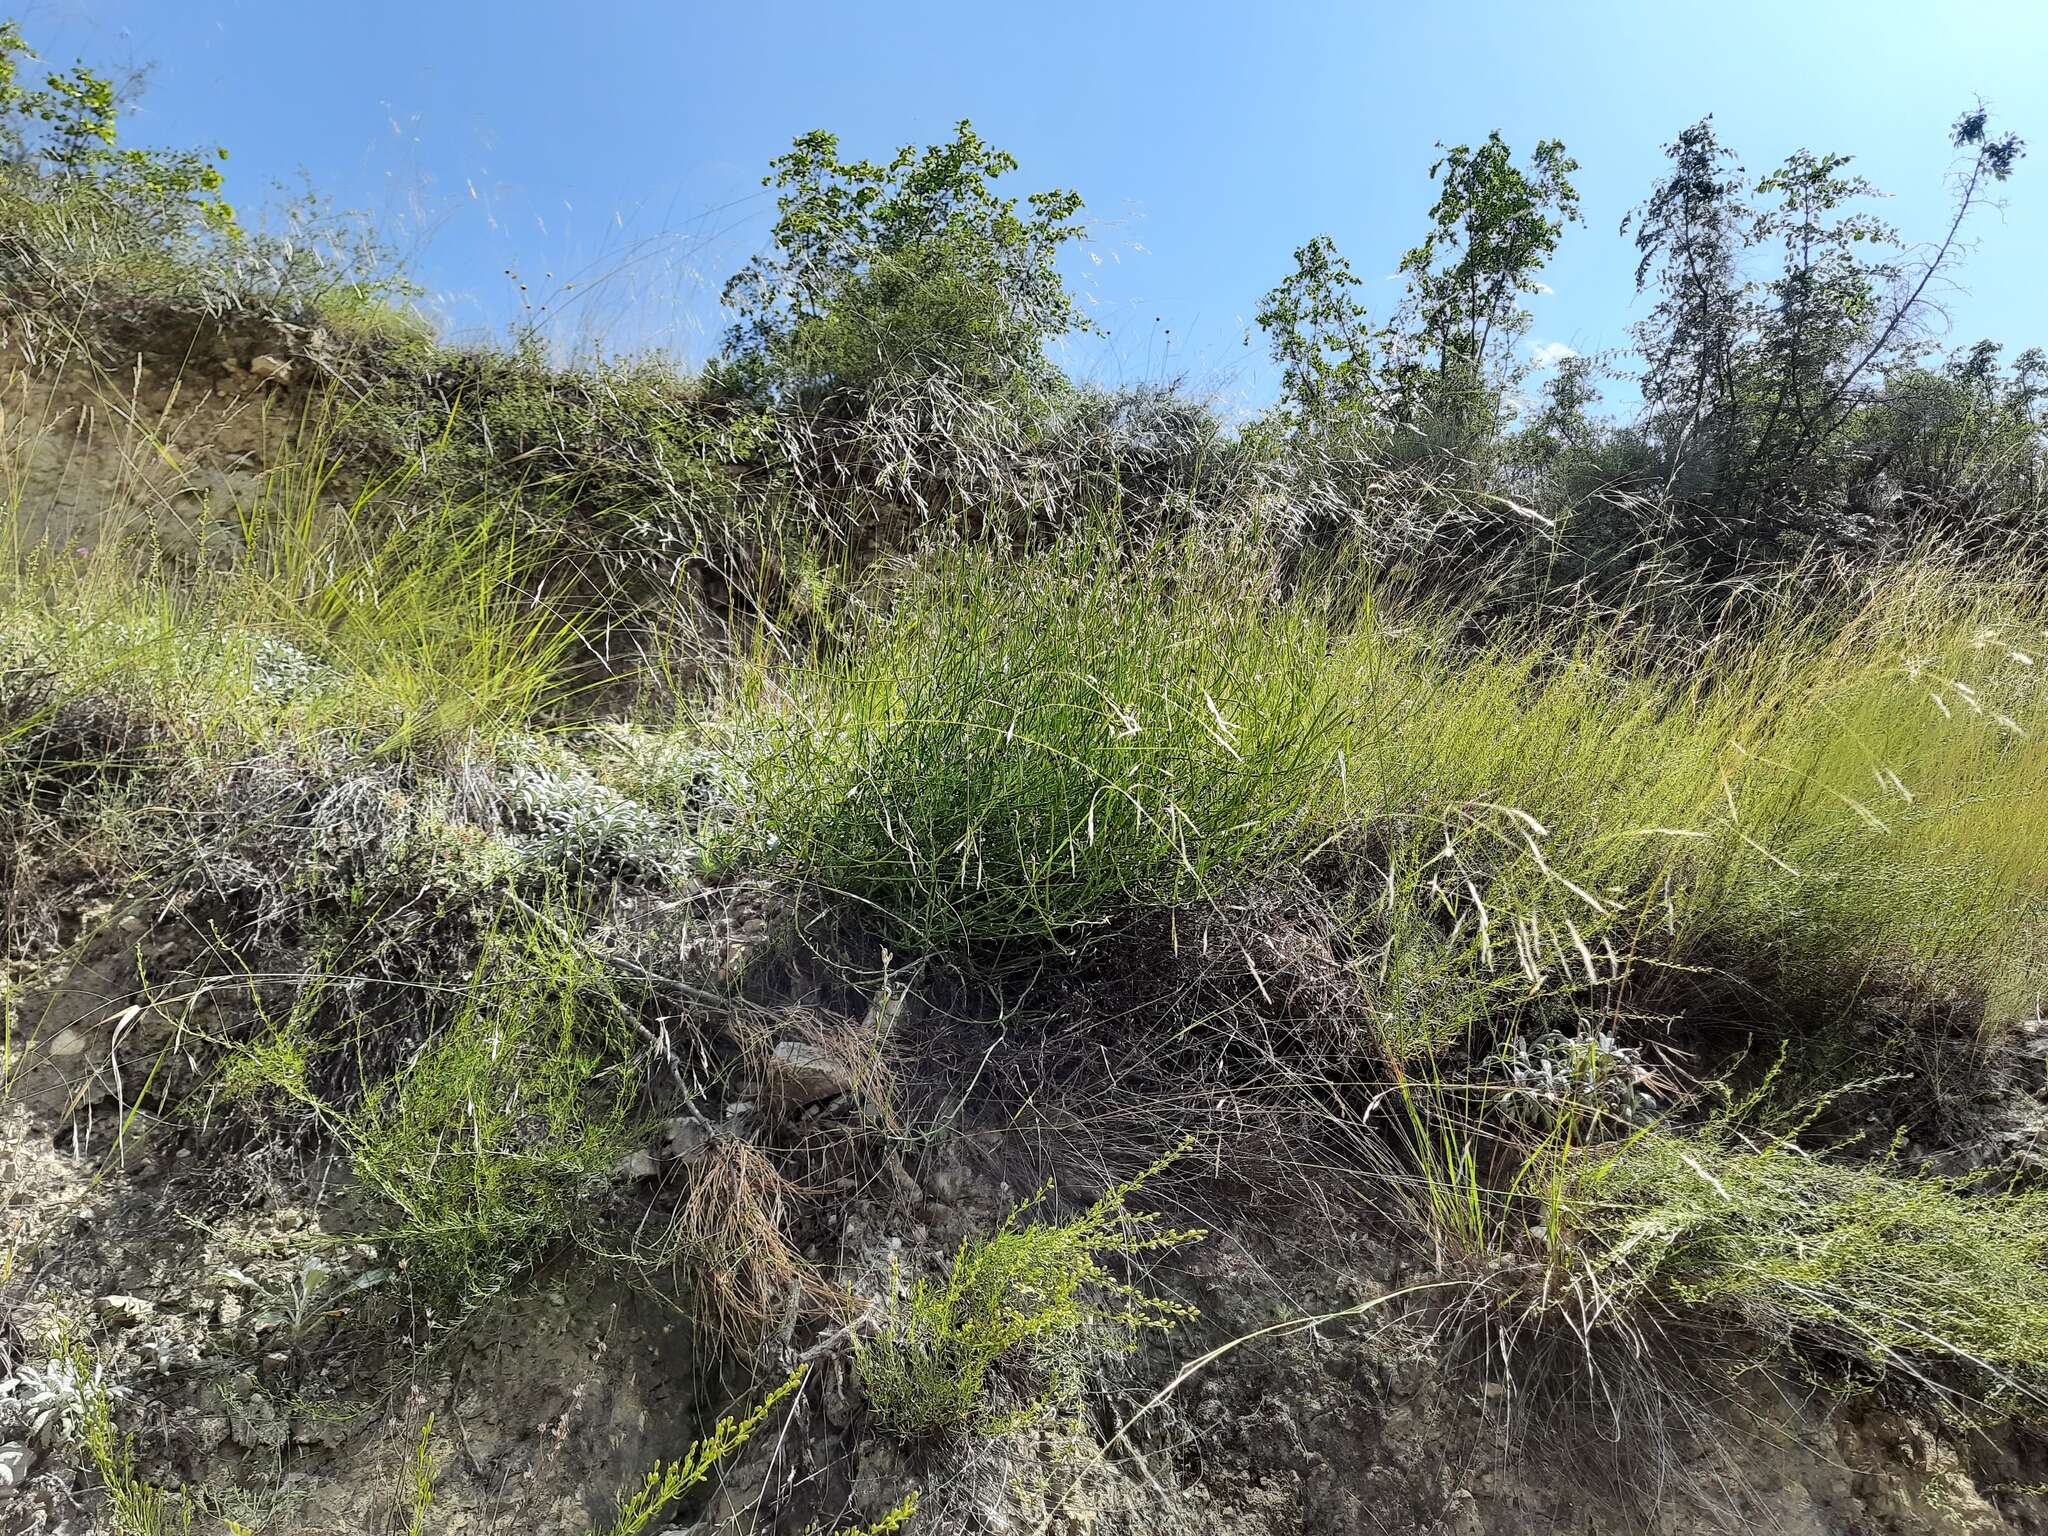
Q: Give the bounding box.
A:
[1851,339,2046,533]
[1392,132,1580,435]
[1747,108,2024,508]
[1255,233,1378,431]
[1623,117,1752,491]
[1627,106,2025,532]
[720,120,1089,404]
[0,21,235,240]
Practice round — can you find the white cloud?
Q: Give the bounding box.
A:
[1527,339,1578,368]
[1531,280,1555,295]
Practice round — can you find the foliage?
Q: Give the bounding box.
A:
[344,909,640,1300]
[340,340,774,585]
[731,528,1356,961]
[592,1369,804,1536]
[1391,132,1581,437]
[0,19,234,240]
[1256,234,1379,431]
[857,1151,1203,1437]
[720,120,1089,404]
[2,465,588,755]
[1624,107,2030,546]
[733,533,2048,1048]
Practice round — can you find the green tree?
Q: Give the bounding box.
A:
[1392,132,1581,437]
[0,20,235,239]
[1624,116,1753,492]
[720,120,1089,404]
[1255,233,1378,431]
[1627,106,2025,533]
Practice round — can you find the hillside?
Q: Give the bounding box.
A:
[3,23,2048,1536]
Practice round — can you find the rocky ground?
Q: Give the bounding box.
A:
[4,892,2045,1535]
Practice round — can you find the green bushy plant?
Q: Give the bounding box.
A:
[720,119,1089,405]
[857,1150,1203,1438]
[345,909,640,1300]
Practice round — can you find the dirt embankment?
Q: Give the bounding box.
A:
[2,302,336,554]
[3,316,2046,1536]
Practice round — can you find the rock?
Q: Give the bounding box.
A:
[95,1294,156,1328]
[46,1028,87,1059]
[660,1115,711,1161]
[615,1150,659,1182]
[770,1039,851,1107]
[0,1442,34,1490]
[247,354,294,386]
[216,1293,244,1329]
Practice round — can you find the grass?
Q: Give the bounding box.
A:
[8,133,2048,1510]
[1581,1130,2048,1413]
[12,464,2047,1423]
[728,528,1360,961]
[0,463,589,759]
[729,533,2048,1032]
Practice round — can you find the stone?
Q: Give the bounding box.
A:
[95,1294,156,1328]
[0,1442,34,1490]
[46,1028,87,1059]
[660,1115,711,1161]
[615,1150,659,1182]
[770,1039,851,1107]
[247,354,294,386]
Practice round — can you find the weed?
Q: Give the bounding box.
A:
[76,1349,196,1536]
[857,1148,1204,1438]
[1583,1131,2048,1415]
[399,1415,437,1536]
[592,1368,803,1536]
[343,907,640,1300]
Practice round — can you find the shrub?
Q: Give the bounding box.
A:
[857,1151,1202,1438]
[345,909,639,1300]
[721,120,1089,405]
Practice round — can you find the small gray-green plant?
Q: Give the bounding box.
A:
[0,1349,124,1442]
[216,1257,395,1355]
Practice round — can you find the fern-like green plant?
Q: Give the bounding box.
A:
[592,1368,805,1536]
[857,1147,1203,1438]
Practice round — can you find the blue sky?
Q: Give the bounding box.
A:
[17,0,2048,414]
